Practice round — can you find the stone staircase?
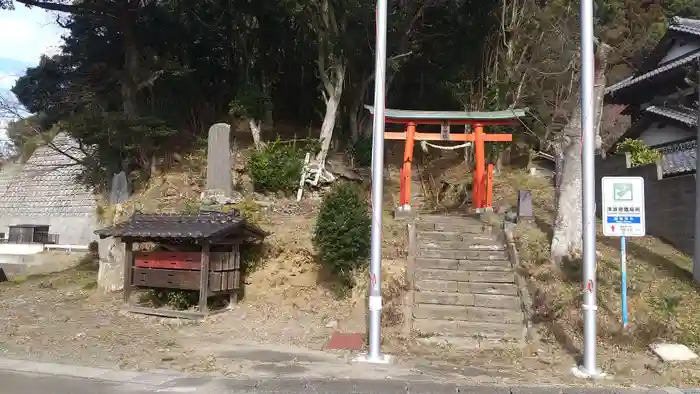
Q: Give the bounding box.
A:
[409,214,525,348]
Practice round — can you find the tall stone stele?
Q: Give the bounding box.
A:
[201,123,240,212]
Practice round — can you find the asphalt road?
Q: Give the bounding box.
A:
[0,369,677,394]
[0,370,155,394]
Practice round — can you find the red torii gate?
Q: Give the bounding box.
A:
[365,106,527,214]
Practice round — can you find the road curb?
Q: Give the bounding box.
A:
[0,356,693,393]
[0,357,185,387]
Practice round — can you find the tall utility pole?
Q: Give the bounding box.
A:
[694,57,700,283]
[575,0,602,379]
[356,0,391,364]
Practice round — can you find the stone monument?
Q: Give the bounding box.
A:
[97,167,131,292]
[200,123,241,213]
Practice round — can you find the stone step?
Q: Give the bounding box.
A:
[417,231,499,244]
[415,258,512,271]
[418,240,506,251]
[416,221,486,233]
[414,291,521,310]
[415,279,518,296]
[413,304,522,324]
[418,249,509,260]
[415,268,514,283]
[413,319,523,340]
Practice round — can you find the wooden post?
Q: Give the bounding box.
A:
[199,241,211,313]
[123,241,133,303]
[400,122,417,208]
[473,124,485,209]
[399,167,406,206]
[486,163,494,208]
[229,244,240,306]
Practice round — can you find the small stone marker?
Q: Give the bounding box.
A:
[517,189,533,219]
[650,343,698,362]
[108,170,130,205]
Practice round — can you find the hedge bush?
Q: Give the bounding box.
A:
[249,139,303,194]
[313,183,371,286]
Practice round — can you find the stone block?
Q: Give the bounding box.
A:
[473,294,521,309]
[416,269,470,282]
[458,260,512,271]
[413,319,523,339]
[414,258,459,270]
[413,304,468,320]
[468,270,515,283]
[466,306,522,323]
[414,291,475,306]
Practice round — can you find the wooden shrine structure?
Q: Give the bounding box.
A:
[95,211,267,319]
[365,106,527,213]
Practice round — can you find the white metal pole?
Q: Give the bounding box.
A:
[693,57,700,282]
[367,0,388,362]
[579,0,600,377]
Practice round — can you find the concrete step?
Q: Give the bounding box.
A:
[417,231,498,244]
[416,221,486,233]
[414,258,512,271]
[413,319,523,340]
[415,279,518,296]
[418,249,509,260]
[415,268,515,283]
[413,304,522,323]
[414,291,521,310]
[418,240,506,251]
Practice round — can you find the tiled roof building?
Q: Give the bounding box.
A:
[0,133,98,245]
[605,17,700,177]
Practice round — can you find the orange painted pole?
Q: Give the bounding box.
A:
[473,125,485,209]
[401,122,416,209]
[486,163,494,208]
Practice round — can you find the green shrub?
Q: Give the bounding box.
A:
[615,138,661,167]
[313,183,371,286]
[350,135,373,167]
[249,139,303,194]
[140,289,198,310]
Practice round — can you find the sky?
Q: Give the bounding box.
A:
[0,4,67,138]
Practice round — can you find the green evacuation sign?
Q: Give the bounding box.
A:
[601,176,646,237]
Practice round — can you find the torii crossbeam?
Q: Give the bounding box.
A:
[365,105,528,214]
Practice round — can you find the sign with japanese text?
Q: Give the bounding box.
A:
[602,176,646,237]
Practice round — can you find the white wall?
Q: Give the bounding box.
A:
[0,243,44,255]
[0,216,98,246]
[638,121,695,147]
[659,39,700,64]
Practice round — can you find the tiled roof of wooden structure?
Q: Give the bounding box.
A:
[655,137,696,176]
[669,17,700,37]
[605,50,700,96]
[95,212,267,242]
[606,17,700,100]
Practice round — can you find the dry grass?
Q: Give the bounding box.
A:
[493,168,700,385]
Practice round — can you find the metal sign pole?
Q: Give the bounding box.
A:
[365,0,389,363]
[620,236,628,328]
[576,0,601,379]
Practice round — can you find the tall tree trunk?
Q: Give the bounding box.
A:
[316,64,346,164]
[120,2,140,119]
[249,119,263,150]
[550,44,610,265]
